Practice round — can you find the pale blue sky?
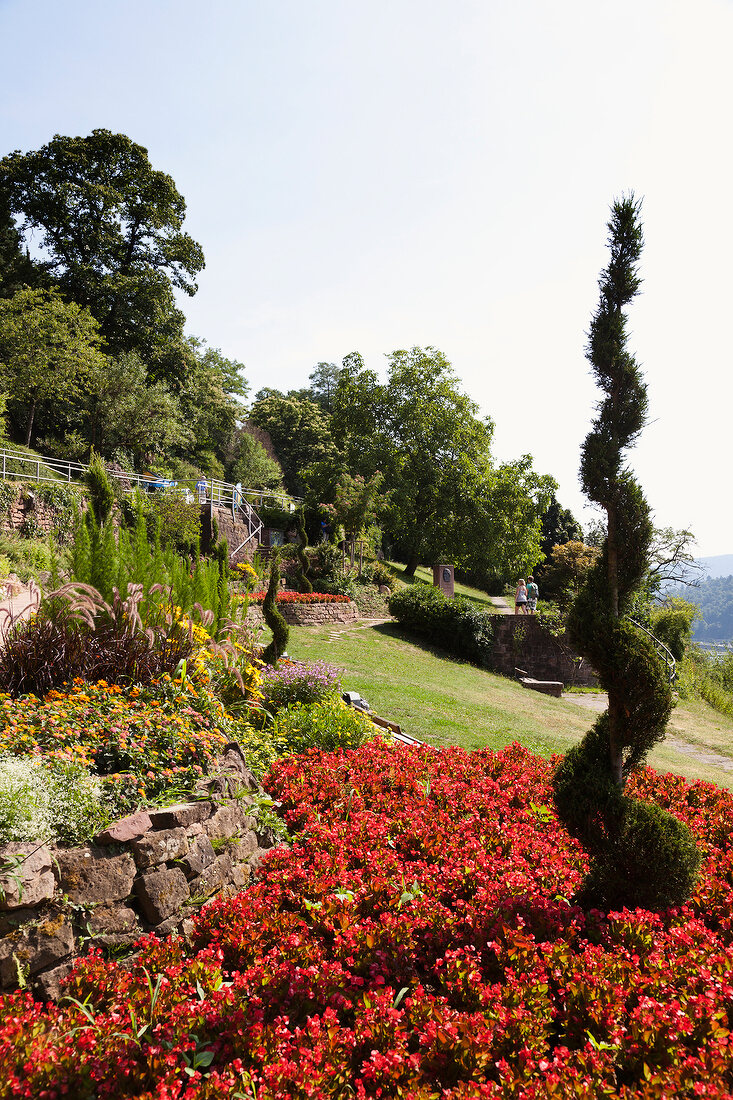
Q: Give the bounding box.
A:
[2,0,731,555]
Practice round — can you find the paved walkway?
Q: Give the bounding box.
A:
[0,587,40,645]
[488,596,513,615]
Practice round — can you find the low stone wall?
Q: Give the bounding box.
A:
[0,744,279,1001]
[490,615,597,687]
[247,599,359,626]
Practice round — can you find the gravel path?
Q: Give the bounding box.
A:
[564,690,733,773]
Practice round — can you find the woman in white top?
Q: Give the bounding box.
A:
[514,579,528,615]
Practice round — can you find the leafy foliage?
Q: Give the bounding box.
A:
[554,195,699,909]
[0,287,106,446]
[293,507,313,593]
[0,129,204,381]
[389,583,495,667]
[273,694,376,755]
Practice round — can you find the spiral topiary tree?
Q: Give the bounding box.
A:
[294,507,313,594]
[262,550,289,665]
[552,195,700,910]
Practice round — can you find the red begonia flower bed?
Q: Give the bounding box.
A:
[2,741,733,1097]
[249,592,351,604]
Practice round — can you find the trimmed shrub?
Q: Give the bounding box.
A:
[262,552,289,665]
[388,584,495,666]
[273,694,375,754]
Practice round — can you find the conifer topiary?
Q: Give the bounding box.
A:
[262,551,289,665]
[552,196,700,910]
[84,449,114,526]
[294,507,313,594]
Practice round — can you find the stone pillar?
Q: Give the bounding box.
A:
[433,563,455,598]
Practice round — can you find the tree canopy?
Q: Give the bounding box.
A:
[0,287,107,446]
[324,347,554,581]
[0,129,204,382]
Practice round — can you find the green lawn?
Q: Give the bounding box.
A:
[287,618,733,790]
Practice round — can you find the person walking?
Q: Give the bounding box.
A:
[526,576,539,614]
[515,579,528,614]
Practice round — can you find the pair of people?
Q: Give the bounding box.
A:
[514,576,539,614]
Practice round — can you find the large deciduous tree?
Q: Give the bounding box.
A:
[248,392,336,495]
[0,287,107,446]
[329,347,553,580]
[552,195,699,909]
[0,129,204,383]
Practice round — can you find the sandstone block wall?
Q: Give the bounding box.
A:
[0,744,280,1001]
[0,485,63,539]
[489,615,598,687]
[247,600,359,626]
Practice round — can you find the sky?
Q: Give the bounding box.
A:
[1,0,731,556]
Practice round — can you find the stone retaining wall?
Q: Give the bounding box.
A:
[0,484,64,539]
[202,505,258,566]
[490,615,598,687]
[0,744,279,1001]
[247,599,359,626]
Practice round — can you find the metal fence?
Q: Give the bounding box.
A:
[0,447,301,512]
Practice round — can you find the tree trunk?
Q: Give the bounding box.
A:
[606,506,619,619]
[25,401,36,447]
[404,552,419,577]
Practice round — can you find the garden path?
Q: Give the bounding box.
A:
[565,689,733,774]
[488,596,512,614]
[326,616,392,641]
[0,587,39,646]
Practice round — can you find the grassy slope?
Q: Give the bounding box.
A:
[288,619,733,791]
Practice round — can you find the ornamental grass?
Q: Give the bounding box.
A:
[3,741,733,1096]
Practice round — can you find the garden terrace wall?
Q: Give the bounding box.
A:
[0,744,278,1001]
[490,614,598,687]
[0,484,67,539]
[247,599,359,626]
[201,505,258,566]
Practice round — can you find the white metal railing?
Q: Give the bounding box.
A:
[0,446,301,512]
[628,616,677,683]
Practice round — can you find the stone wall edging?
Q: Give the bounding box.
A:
[0,743,279,1001]
[247,599,359,626]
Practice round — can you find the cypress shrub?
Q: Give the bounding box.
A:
[552,196,699,909]
[84,450,114,526]
[262,552,289,665]
[294,508,314,594]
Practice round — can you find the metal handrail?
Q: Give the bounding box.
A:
[628,616,677,683]
[0,446,301,511]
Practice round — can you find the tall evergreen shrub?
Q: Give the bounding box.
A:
[552,196,699,909]
[262,552,289,665]
[84,450,114,526]
[294,507,313,593]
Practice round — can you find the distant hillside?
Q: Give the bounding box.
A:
[669,573,733,644]
[698,554,733,579]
